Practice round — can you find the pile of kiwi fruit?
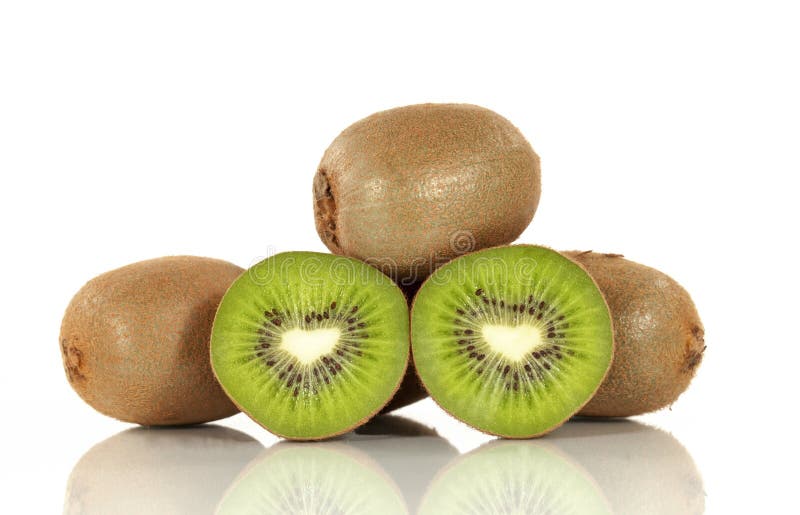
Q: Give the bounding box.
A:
[60,103,705,440]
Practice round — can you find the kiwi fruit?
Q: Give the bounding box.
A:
[380,280,428,413]
[210,251,409,440]
[564,251,705,417]
[553,420,706,514]
[216,443,408,515]
[65,426,263,515]
[411,245,614,438]
[59,256,243,426]
[314,103,541,284]
[345,415,459,513]
[419,440,612,515]
[380,365,428,413]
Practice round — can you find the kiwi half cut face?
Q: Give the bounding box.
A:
[411,246,613,438]
[211,252,409,440]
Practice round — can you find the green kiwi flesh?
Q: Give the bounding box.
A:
[210,251,409,440]
[314,103,541,284]
[564,251,705,417]
[419,441,612,515]
[216,444,407,515]
[411,245,613,438]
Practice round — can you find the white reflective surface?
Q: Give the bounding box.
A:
[62,416,703,514]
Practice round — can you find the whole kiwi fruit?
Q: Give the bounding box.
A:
[564,251,705,417]
[60,256,244,426]
[314,103,541,284]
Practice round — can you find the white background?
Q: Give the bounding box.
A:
[1,1,798,513]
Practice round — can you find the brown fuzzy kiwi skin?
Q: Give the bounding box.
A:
[380,359,427,414]
[314,103,541,284]
[410,245,615,439]
[59,256,243,426]
[380,280,428,413]
[564,251,705,417]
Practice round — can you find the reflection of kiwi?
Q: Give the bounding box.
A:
[64,426,263,515]
[346,416,459,514]
[420,440,612,515]
[412,245,614,438]
[314,103,541,284]
[216,442,407,515]
[59,256,243,426]
[210,251,409,440]
[552,420,706,514]
[564,251,705,417]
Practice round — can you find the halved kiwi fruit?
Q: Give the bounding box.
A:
[411,245,614,438]
[419,441,612,515]
[210,251,409,440]
[216,443,407,515]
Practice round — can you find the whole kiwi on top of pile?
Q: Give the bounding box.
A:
[60,102,704,440]
[314,103,542,285]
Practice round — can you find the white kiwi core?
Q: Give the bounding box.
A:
[280,328,342,364]
[481,324,546,362]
